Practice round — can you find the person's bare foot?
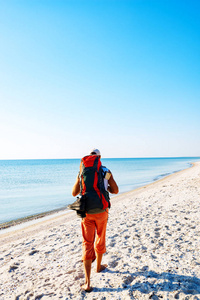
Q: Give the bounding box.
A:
[81,284,93,292]
[96,264,108,273]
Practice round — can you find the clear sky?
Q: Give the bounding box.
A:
[0,0,199,159]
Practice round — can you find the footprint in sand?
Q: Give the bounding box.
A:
[29,250,39,256]
[109,260,119,268]
[154,232,160,238]
[9,262,20,272]
[154,227,161,231]
[109,241,116,247]
[66,269,76,274]
[74,273,84,280]
[123,275,135,285]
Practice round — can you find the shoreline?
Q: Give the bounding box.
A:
[0,205,69,231]
[0,162,193,232]
[0,162,195,240]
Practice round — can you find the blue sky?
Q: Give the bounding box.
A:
[0,0,199,159]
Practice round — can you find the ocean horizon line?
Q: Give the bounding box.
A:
[1,155,200,162]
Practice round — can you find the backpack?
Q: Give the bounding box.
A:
[79,155,110,211]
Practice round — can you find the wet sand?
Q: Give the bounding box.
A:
[0,162,200,299]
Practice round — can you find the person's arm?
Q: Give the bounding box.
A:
[107,173,119,194]
[72,175,80,196]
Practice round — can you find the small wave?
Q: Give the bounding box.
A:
[153,172,171,181]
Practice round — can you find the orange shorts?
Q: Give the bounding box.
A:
[81,210,108,261]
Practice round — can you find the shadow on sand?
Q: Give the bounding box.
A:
[92,267,200,297]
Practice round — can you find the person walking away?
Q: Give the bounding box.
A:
[72,149,118,292]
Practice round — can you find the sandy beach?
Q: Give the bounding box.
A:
[0,162,200,300]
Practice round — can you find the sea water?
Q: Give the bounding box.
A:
[0,157,200,224]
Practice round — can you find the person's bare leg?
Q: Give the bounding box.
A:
[96,253,107,273]
[82,259,92,291]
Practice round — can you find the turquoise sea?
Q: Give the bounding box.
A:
[0,157,200,224]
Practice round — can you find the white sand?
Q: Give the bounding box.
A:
[0,162,200,300]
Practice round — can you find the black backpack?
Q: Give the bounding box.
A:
[79,155,110,211]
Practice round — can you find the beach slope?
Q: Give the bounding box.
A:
[0,163,200,299]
